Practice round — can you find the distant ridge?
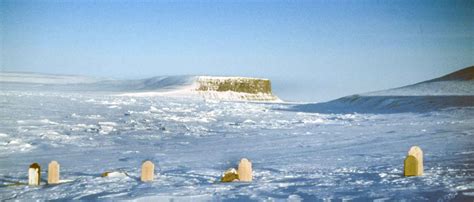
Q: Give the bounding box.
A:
[364,66,474,96]
[426,66,474,82]
[290,65,474,114]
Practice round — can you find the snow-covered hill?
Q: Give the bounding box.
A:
[0,72,100,84]
[0,72,280,102]
[291,66,474,113]
[365,66,474,96]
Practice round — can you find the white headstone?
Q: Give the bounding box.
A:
[48,161,60,184]
[404,146,423,176]
[141,161,155,182]
[237,158,252,182]
[28,163,41,186]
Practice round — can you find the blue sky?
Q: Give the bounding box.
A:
[1,0,473,102]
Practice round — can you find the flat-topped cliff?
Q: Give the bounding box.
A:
[194,76,279,102]
[196,76,272,94]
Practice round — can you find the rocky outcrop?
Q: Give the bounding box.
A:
[195,76,280,102]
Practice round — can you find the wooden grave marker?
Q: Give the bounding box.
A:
[48,161,60,184]
[28,163,41,186]
[141,161,155,182]
[404,146,424,176]
[237,158,252,182]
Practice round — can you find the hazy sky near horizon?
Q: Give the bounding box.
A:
[1,0,473,102]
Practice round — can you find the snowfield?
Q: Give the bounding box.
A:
[0,71,473,201]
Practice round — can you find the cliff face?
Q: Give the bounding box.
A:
[196,76,272,94]
[195,76,279,102]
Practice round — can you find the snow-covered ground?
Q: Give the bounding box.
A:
[0,72,473,201]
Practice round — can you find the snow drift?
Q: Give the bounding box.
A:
[291,66,474,113]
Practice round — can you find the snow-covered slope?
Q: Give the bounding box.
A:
[365,66,474,96]
[291,66,474,113]
[0,72,280,102]
[0,72,100,84]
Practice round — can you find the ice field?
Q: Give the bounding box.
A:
[0,71,474,201]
